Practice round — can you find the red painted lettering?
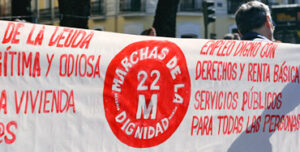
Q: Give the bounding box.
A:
[0,90,7,114]
[0,121,18,144]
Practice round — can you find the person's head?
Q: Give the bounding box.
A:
[235,1,275,41]
[223,33,240,40]
[223,33,234,40]
[233,33,241,40]
[141,27,156,36]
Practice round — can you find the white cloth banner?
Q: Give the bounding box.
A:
[0,21,299,152]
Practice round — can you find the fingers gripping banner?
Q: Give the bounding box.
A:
[0,21,299,152]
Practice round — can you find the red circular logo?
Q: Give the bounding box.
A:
[103,40,191,148]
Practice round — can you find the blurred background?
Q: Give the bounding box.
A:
[0,0,299,43]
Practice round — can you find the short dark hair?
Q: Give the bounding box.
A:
[141,28,153,35]
[235,1,270,35]
[223,33,234,40]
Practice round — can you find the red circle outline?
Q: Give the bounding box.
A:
[103,40,191,148]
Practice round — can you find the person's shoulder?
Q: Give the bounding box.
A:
[242,32,271,42]
[252,38,271,42]
[253,35,272,42]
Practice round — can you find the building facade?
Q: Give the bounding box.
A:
[0,0,300,39]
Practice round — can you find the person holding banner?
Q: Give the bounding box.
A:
[235,1,275,42]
